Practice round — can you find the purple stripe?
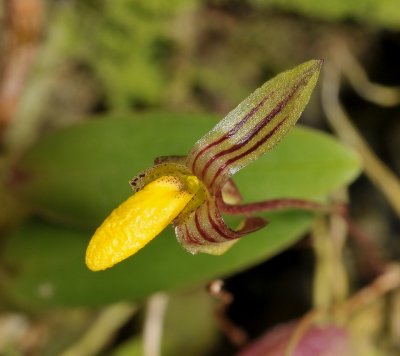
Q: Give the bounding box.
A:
[190,92,274,173]
[199,90,294,180]
[208,116,289,189]
[194,206,218,243]
[184,225,201,245]
[207,202,241,240]
[198,63,318,184]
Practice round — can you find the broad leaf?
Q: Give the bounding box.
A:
[3,211,312,307]
[11,113,361,228]
[4,112,361,307]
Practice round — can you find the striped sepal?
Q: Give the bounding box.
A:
[186,60,322,194]
[174,196,266,255]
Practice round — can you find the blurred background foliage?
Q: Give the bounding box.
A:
[0,0,400,355]
[4,0,400,148]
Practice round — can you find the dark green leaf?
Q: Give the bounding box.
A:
[4,112,361,307]
[4,211,311,307]
[11,113,361,228]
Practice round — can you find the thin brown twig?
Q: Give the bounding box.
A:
[321,61,400,218]
[340,264,400,317]
[284,265,400,355]
[335,43,400,107]
[207,279,248,347]
[345,217,387,276]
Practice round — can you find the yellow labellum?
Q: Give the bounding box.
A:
[86,175,199,271]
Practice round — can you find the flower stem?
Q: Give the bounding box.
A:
[218,195,339,216]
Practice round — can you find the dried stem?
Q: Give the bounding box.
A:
[335,44,400,107]
[340,264,400,317]
[345,217,387,276]
[284,265,400,354]
[321,62,400,218]
[207,279,248,346]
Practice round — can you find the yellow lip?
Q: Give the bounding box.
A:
[85,175,200,271]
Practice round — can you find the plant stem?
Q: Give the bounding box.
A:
[60,302,137,356]
[322,62,400,218]
[335,43,400,107]
[218,195,335,216]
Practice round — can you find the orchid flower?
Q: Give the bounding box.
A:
[86,60,323,271]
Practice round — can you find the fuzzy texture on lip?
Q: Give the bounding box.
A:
[85,175,199,271]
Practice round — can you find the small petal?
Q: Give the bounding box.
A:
[86,175,200,271]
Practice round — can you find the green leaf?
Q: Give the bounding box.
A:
[11,113,361,228]
[12,113,217,228]
[4,112,361,307]
[3,211,312,307]
[235,126,361,201]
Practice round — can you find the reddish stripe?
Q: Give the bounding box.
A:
[198,64,317,183]
[208,203,235,240]
[208,116,288,189]
[199,91,293,180]
[184,225,201,245]
[194,206,218,243]
[190,92,273,173]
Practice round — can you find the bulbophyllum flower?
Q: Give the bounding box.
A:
[86,60,323,271]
